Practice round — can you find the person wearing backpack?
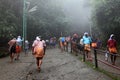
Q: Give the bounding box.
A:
[32,36,44,72]
[107,34,118,65]
[82,32,92,61]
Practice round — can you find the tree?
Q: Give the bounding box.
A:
[92,0,120,45]
[27,0,70,41]
[0,0,70,45]
[0,0,23,45]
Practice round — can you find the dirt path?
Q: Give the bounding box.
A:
[0,48,112,80]
[0,51,35,80]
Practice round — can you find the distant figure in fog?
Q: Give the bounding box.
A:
[25,40,29,56]
[77,35,84,53]
[53,37,56,48]
[59,36,65,52]
[50,38,53,48]
[71,33,79,56]
[65,36,71,52]
[96,38,102,48]
[45,39,49,48]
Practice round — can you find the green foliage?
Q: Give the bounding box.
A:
[92,0,120,45]
[27,0,69,41]
[0,0,23,41]
[0,0,70,46]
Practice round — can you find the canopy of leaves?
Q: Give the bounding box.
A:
[0,0,70,45]
[0,0,23,45]
[27,0,69,41]
[91,0,120,45]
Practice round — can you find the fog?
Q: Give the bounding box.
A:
[52,0,92,33]
[29,0,92,34]
[63,0,92,33]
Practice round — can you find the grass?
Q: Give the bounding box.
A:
[67,51,120,80]
[78,56,120,80]
[0,47,9,58]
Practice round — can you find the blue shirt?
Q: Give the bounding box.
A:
[16,38,23,46]
[82,36,92,44]
[60,37,65,42]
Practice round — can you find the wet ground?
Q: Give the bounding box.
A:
[0,48,113,80]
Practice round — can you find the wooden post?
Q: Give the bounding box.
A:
[94,49,98,68]
[70,41,72,53]
[83,51,85,62]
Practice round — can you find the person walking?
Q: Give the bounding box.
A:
[41,39,46,55]
[16,36,23,60]
[107,34,118,65]
[8,38,16,63]
[82,32,92,60]
[59,36,65,52]
[71,33,79,56]
[25,40,29,56]
[78,36,84,53]
[65,36,70,52]
[32,36,44,72]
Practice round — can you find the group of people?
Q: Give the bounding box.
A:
[8,36,24,62]
[8,33,118,73]
[59,36,71,52]
[8,36,46,72]
[49,37,57,48]
[71,32,92,60]
[59,32,118,65]
[59,32,92,60]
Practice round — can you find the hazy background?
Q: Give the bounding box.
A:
[29,0,92,34]
[50,0,92,34]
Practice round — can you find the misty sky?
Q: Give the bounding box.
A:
[61,0,92,27]
[29,0,92,33]
[53,0,92,33]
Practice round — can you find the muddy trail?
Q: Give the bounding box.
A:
[0,48,112,80]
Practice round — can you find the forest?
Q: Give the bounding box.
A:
[0,0,120,47]
[92,0,120,45]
